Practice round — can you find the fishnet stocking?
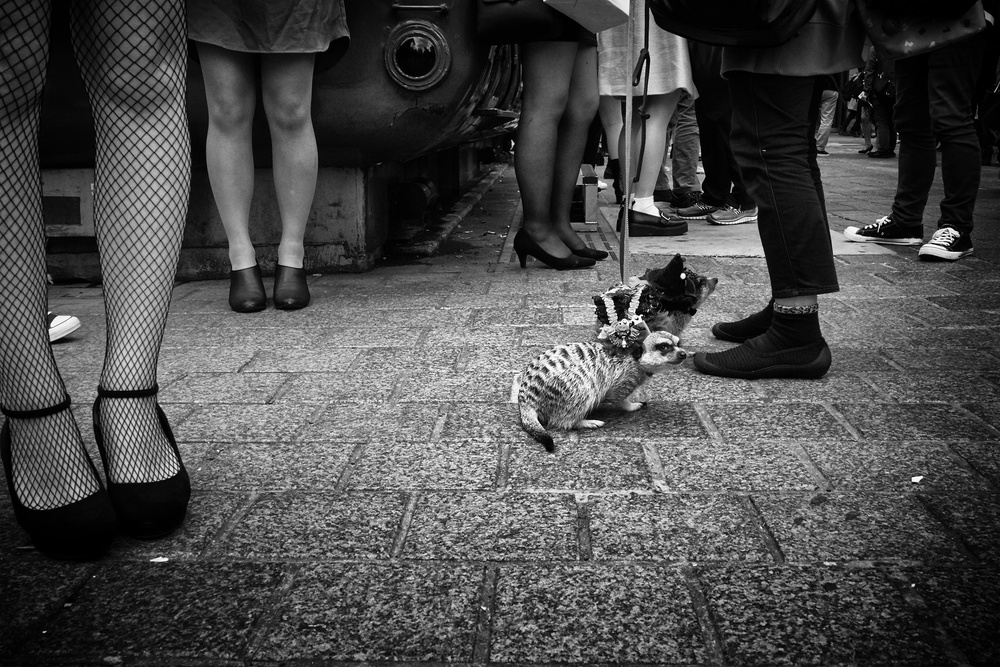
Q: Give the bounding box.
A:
[70,0,190,484]
[1,0,101,510]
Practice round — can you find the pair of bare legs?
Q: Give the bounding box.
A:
[600,92,682,216]
[195,44,318,271]
[515,40,599,260]
[0,0,190,558]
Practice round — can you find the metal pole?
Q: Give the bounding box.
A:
[619,0,644,283]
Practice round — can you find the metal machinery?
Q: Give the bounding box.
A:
[41,1,521,280]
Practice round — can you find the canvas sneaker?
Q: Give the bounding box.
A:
[48,311,80,343]
[708,205,758,225]
[918,227,973,261]
[843,214,922,246]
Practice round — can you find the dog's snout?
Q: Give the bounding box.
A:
[677,349,688,360]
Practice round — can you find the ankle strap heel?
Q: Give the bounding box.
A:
[93,384,190,540]
[1,395,116,560]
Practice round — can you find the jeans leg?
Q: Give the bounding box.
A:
[928,34,986,233]
[729,72,838,298]
[670,93,701,194]
[892,54,937,227]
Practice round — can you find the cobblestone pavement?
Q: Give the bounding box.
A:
[3,136,1000,665]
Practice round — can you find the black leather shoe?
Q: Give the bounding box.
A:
[93,385,190,540]
[228,265,266,312]
[616,208,688,236]
[571,246,609,260]
[1,397,117,560]
[513,230,596,270]
[273,264,310,309]
[868,150,896,158]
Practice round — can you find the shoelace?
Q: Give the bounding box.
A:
[929,227,961,245]
[864,215,892,232]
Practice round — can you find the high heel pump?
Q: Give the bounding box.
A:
[571,246,609,260]
[513,230,596,271]
[273,264,310,310]
[229,264,266,313]
[93,385,190,540]
[1,397,116,560]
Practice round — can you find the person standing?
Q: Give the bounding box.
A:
[694,0,865,379]
[843,3,994,261]
[1,0,192,560]
[598,9,695,237]
[510,9,603,270]
[190,1,350,310]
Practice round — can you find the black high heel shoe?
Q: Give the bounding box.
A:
[229,264,266,312]
[273,264,310,310]
[571,246,609,260]
[1,397,116,560]
[93,385,190,540]
[513,230,596,270]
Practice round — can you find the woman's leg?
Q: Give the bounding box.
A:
[0,0,103,513]
[71,0,190,483]
[195,43,258,270]
[515,40,579,258]
[550,43,598,250]
[621,91,681,214]
[598,94,624,201]
[261,53,318,269]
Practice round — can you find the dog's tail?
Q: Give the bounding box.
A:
[519,404,554,452]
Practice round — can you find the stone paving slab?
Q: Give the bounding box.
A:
[3,134,1000,665]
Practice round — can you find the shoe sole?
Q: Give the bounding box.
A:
[843,228,922,246]
[918,247,973,261]
[709,215,757,226]
[628,220,688,236]
[693,345,832,380]
[48,318,81,343]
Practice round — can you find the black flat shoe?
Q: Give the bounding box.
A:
[273,264,310,310]
[858,146,873,154]
[616,208,688,237]
[229,264,266,312]
[1,397,116,560]
[571,246,609,260]
[93,385,190,540]
[513,230,596,270]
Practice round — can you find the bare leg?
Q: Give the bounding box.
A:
[196,43,257,271]
[261,53,318,269]
[620,92,681,213]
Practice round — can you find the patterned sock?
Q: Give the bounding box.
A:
[746,303,823,353]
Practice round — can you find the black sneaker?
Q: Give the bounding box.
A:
[843,215,923,246]
[669,191,702,213]
[918,227,973,261]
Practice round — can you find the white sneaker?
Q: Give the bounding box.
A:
[48,312,81,343]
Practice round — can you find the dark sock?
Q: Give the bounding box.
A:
[746,303,823,353]
[713,299,774,342]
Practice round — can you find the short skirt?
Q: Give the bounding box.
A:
[189,0,350,69]
[598,12,695,97]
